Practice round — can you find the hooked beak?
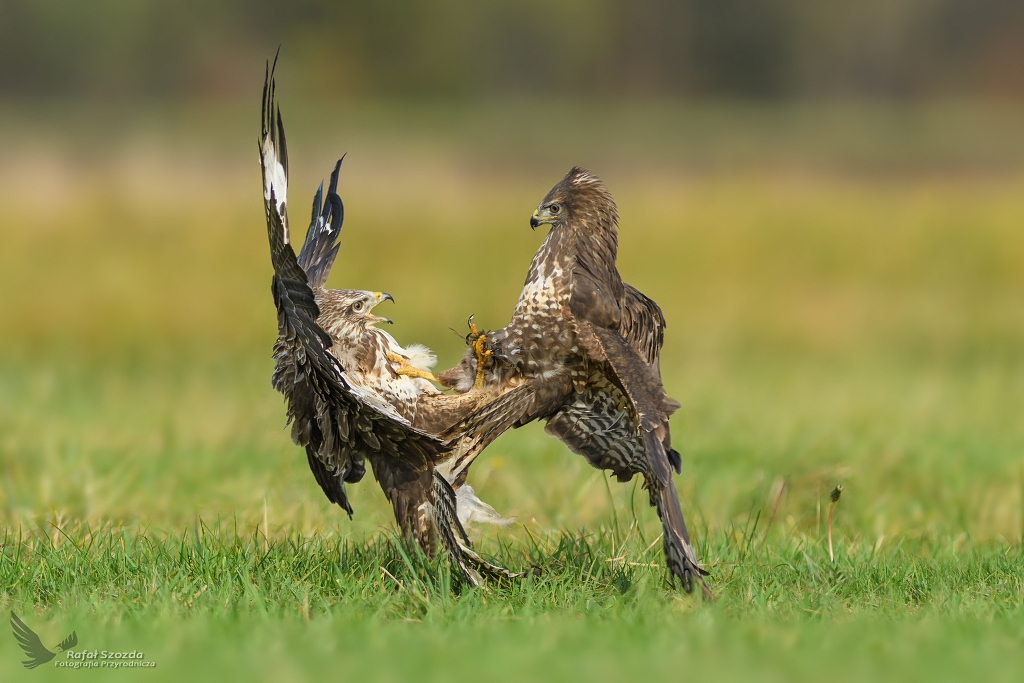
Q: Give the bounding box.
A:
[369,291,394,324]
[531,210,557,230]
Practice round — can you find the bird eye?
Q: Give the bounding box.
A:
[549,204,560,213]
[353,301,363,312]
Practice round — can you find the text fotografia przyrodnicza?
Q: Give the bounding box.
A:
[55,650,157,668]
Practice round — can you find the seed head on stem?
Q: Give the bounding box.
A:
[828,484,843,562]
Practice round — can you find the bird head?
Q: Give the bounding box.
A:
[336,290,395,327]
[530,188,569,230]
[530,166,615,230]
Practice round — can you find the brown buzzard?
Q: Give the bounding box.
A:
[440,168,710,597]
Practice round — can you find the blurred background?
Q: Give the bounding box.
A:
[1,1,1023,551]
[3,0,1024,99]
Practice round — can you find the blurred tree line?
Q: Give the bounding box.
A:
[1,0,1022,99]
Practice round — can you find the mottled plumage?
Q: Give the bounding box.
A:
[442,167,709,596]
[260,58,523,584]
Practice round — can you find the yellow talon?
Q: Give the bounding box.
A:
[387,352,439,382]
[472,334,491,388]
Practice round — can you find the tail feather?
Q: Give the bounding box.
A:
[297,157,345,288]
[643,429,712,598]
[656,480,712,599]
[440,384,534,483]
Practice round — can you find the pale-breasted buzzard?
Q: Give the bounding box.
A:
[260,59,526,584]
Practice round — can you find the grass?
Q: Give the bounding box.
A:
[3,522,1024,681]
[1,100,1023,680]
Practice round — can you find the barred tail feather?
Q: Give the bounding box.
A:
[655,479,712,599]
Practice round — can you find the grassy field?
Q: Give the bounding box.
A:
[1,101,1023,681]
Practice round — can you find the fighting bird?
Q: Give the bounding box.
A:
[440,167,711,597]
[10,612,77,669]
[260,58,526,585]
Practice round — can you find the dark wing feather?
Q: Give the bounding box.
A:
[297,157,344,288]
[304,444,354,516]
[618,284,680,422]
[10,613,56,669]
[619,283,666,368]
[261,61,446,515]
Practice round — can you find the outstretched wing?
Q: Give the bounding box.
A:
[10,613,56,669]
[437,384,536,486]
[261,57,446,515]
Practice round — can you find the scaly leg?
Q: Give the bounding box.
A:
[463,315,493,388]
[472,335,491,388]
[386,352,439,382]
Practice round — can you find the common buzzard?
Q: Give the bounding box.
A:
[441,168,710,597]
[260,59,526,584]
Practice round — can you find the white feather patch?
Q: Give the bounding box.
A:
[456,485,515,528]
[402,343,437,372]
[347,382,409,425]
[261,140,288,240]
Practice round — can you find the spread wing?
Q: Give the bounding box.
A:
[261,57,446,515]
[438,384,536,485]
[10,613,56,669]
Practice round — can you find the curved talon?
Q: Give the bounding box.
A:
[466,314,479,341]
[472,335,491,388]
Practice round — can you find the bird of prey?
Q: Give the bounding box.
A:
[439,167,710,597]
[10,612,77,669]
[260,58,526,584]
